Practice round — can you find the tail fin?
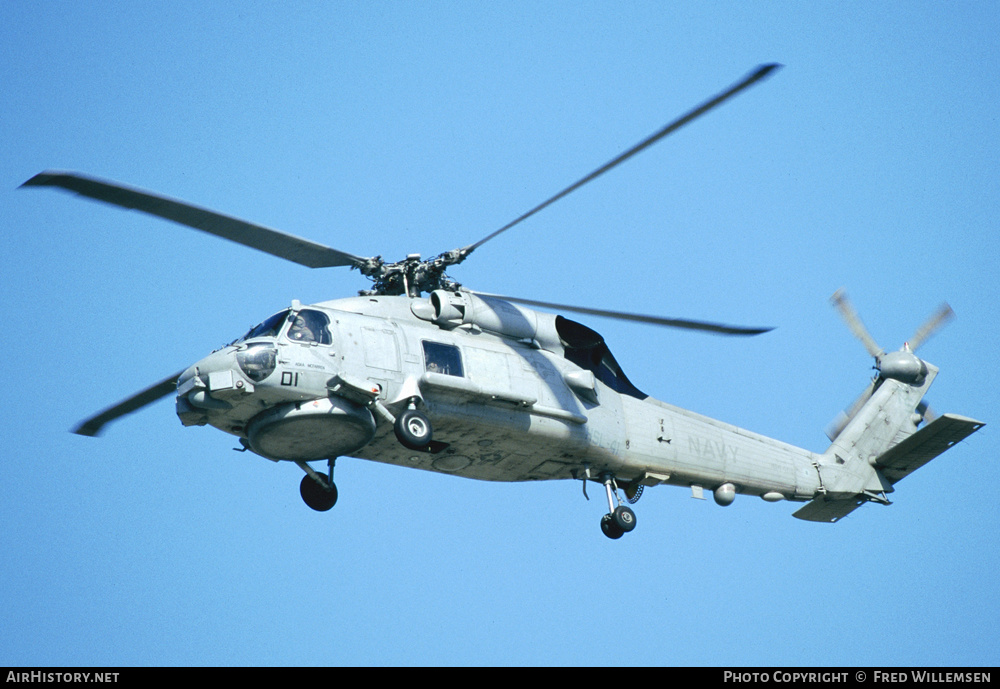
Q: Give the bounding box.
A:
[795,292,982,523]
[794,362,983,522]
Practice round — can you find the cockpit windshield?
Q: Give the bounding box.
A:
[235,308,333,345]
[239,310,290,342]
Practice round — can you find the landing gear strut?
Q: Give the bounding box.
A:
[598,472,636,539]
[297,458,338,511]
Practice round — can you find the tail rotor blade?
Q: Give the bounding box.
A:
[916,399,938,425]
[826,379,877,441]
[831,289,882,358]
[908,303,954,352]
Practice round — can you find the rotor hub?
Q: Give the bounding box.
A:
[878,349,928,386]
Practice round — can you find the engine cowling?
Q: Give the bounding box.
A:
[425,290,563,351]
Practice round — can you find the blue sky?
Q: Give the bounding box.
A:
[2,2,998,667]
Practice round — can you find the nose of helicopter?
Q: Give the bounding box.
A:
[175,346,250,426]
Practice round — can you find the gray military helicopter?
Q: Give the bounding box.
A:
[23,65,983,538]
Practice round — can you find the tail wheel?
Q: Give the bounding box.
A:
[613,505,637,532]
[601,514,624,539]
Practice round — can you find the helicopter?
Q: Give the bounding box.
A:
[22,64,983,539]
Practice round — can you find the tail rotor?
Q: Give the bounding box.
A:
[826,290,954,441]
[830,288,883,359]
[907,302,955,352]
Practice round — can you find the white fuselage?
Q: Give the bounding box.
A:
[177,294,824,502]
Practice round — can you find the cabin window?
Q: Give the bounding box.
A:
[287,309,333,345]
[422,341,464,377]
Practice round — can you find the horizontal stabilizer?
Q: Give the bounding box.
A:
[795,413,983,523]
[792,495,868,523]
[875,413,984,484]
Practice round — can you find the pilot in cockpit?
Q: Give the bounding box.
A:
[286,309,332,344]
[288,315,316,342]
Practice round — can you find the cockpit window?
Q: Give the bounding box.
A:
[287,309,333,345]
[240,310,290,342]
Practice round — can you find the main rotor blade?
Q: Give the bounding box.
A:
[22,171,370,269]
[830,289,882,358]
[73,371,184,437]
[461,63,782,255]
[473,291,772,336]
[908,302,954,352]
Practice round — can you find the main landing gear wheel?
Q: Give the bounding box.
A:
[300,473,338,512]
[394,408,433,451]
[597,472,638,539]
